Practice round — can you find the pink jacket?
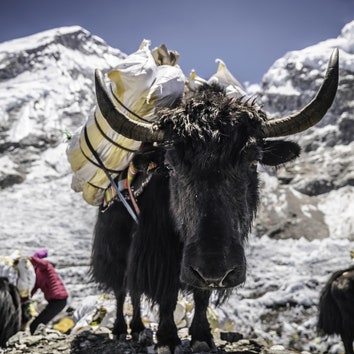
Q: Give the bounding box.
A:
[30,257,68,301]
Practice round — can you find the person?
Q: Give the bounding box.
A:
[26,250,69,334]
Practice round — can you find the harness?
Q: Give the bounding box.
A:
[101,161,157,215]
[82,89,162,223]
[83,126,141,224]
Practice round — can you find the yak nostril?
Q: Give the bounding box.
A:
[219,267,245,288]
[189,266,240,288]
[219,268,235,288]
[189,266,207,284]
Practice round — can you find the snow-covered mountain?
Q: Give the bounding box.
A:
[0,26,125,301]
[0,26,124,184]
[253,21,354,243]
[0,23,353,353]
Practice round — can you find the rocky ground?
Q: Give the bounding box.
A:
[1,325,306,354]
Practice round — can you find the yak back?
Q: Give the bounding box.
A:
[318,264,354,335]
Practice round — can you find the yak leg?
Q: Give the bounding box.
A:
[130,294,145,339]
[113,290,128,339]
[156,291,181,353]
[92,203,135,338]
[189,288,216,352]
[341,330,354,354]
[113,291,146,342]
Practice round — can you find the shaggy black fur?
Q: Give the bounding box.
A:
[91,85,301,352]
[0,277,21,347]
[318,265,354,354]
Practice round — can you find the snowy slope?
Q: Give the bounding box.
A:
[0,23,353,353]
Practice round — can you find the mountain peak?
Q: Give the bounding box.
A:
[0,26,95,53]
[0,25,124,81]
[341,19,354,38]
[339,20,354,54]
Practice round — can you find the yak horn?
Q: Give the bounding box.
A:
[262,48,339,137]
[94,69,165,143]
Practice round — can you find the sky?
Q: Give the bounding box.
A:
[0,0,353,84]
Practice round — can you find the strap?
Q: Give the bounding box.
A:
[126,162,140,216]
[79,140,123,174]
[109,84,150,123]
[93,111,139,153]
[83,126,139,224]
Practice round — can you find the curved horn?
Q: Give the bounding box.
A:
[262,48,339,137]
[94,69,165,143]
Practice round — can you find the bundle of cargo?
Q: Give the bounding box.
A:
[66,40,185,205]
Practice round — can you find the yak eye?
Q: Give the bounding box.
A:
[249,160,258,170]
[165,164,175,175]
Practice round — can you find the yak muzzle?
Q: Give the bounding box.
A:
[180,257,246,289]
[188,266,246,289]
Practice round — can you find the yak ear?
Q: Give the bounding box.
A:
[261,140,301,166]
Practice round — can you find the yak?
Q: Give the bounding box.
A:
[318,265,354,354]
[91,48,339,353]
[0,277,21,347]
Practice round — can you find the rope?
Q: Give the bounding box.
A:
[83,126,139,224]
[127,162,141,216]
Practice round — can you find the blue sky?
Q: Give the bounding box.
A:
[0,0,353,84]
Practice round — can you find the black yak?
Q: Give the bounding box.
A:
[318,265,354,354]
[91,49,339,353]
[0,277,21,347]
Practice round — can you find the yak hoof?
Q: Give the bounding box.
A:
[138,328,154,346]
[157,346,172,354]
[157,344,184,354]
[117,333,127,341]
[192,340,216,353]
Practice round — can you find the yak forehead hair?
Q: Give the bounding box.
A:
[157,84,267,143]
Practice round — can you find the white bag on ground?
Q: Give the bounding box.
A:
[0,251,35,298]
